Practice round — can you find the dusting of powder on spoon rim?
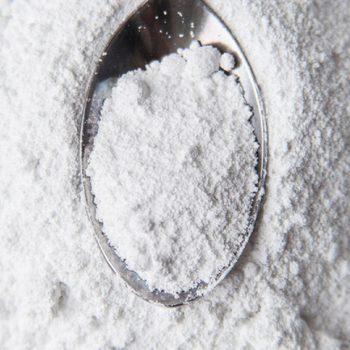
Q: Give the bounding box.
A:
[87,42,259,296]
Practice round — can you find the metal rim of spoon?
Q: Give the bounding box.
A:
[80,0,268,307]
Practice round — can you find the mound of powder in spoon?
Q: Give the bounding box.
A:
[87,43,259,295]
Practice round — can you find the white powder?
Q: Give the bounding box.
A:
[220,52,236,71]
[87,43,258,295]
[0,0,349,349]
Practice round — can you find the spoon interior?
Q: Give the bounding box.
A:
[80,0,267,306]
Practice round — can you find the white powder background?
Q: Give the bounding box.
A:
[87,44,258,295]
[0,0,349,349]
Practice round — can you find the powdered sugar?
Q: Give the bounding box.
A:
[220,52,236,71]
[0,0,349,349]
[87,43,258,295]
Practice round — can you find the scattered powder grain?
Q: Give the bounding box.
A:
[87,43,258,295]
[0,0,349,349]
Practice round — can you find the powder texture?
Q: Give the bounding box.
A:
[87,43,258,295]
[0,0,349,349]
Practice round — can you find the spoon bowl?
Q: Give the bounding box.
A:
[80,0,267,306]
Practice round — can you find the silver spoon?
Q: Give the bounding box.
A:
[80,0,267,307]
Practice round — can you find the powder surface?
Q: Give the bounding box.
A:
[87,43,258,294]
[0,0,349,349]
